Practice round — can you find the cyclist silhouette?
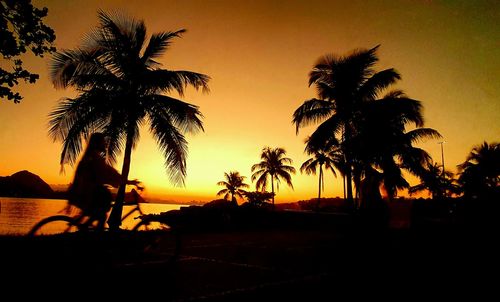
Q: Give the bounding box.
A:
[67,133,142,229]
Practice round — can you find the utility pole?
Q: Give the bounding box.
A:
[438,141,445,176]
[438,141,446,198]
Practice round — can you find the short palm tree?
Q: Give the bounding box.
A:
[458,141,500,199]
[216,171,249,206]
[351,90,441,199]
[409,162,457,199]
[300,138,343,209]
[48,11,210,229]
[251,147,296,206]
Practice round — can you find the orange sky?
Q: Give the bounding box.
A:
[1,0,499,203]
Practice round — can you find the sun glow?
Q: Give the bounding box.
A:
[1,0,499,204]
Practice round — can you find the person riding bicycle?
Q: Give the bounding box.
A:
[67,132,142,229]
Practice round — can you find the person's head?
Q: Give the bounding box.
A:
[86,133,108,154]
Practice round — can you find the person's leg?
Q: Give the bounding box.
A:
[92,186,113,230]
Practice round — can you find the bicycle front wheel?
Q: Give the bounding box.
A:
[27,215,82,236]
[132,221,181,261]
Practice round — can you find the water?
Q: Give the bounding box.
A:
[0,197,185,236]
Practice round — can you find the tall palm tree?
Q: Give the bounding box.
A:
[293,45,393,204]
[216,171,249,206]
[300,138,343,209]
[458,141,500,199]
[48,11,210,229]
[293,45,439,203]
[251,147,296,206]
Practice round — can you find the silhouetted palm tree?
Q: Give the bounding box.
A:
[216,171,249,206]
[409,162,457,199]
[251,147,296,206]
[301,138,343,209]
[293,45,395,204]
[48,11,210,229]
[293,45,439,203]
[351,90,441,199]
[458,141,500,199]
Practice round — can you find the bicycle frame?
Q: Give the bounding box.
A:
[113,201,145,227]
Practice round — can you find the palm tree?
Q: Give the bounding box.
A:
[48,11,210,230]
[251,147,296,206]
[409,162,457,199]
[293,45,393,205]
[458,142,500,199]
[300,138,343,209]
[351,90,441,200]
[293,45,439,203]
[216,171,249,206]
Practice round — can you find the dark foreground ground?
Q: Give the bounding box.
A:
[0,213,497,300]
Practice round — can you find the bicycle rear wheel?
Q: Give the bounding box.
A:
[27,215,82,236]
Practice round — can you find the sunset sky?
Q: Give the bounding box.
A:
[1,0,499,203]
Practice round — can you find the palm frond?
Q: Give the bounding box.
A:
[280,165,296,174]
[307,114,343,148]
[323,161,338,177]
[275,170,294,190]
[359,68,401,101]
[344,44,380,82]
[251,163,268,173]
[97,10,140,50]
[145,94,204,134]
[142,29,186,64]
[50,48,99,89]
[48,92,112,166]
[251,169,266,182]
[57,113,108,167]
[376,95,425,127]
[408,183,427,195]
[216,188,228,197]
[292,98,335,133]
[254,173,269,192]
[405,128,442,144]
[398,147,432,177]
[300,158,316,175]
[142,70,210,97]
[308,53,340,87]
[103,116,126,165]
[148,109,188,187]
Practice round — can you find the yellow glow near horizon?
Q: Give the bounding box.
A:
[1,0,499,203]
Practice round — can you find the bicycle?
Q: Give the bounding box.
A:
[27,188,162,236]
[26,187,182,262]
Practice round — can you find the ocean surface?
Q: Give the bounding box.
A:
[0,197,185,236]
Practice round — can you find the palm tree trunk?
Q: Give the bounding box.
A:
[271,174,275,208]
[343,175,346,200]
[343,127,354,207]
[108,130,134,230]
[317,164,323,211]
[345,163,354,203]
[231,192,237,206]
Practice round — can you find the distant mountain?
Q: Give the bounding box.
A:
[0,170,55,198]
